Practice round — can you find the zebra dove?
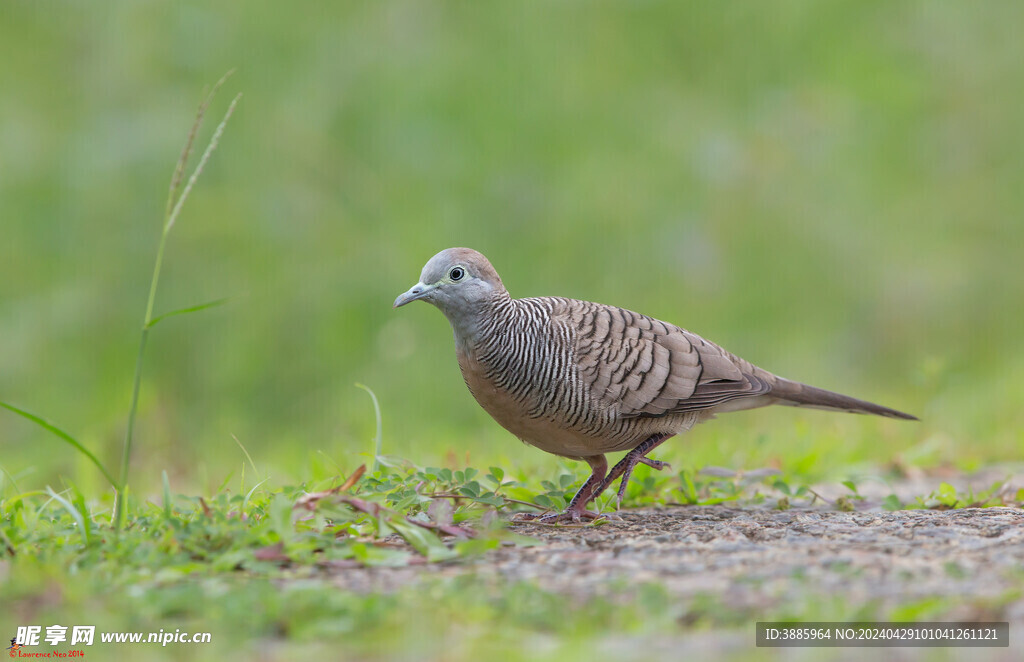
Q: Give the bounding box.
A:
[394,248,916,522]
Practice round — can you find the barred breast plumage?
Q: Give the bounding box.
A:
[394,247,916,522]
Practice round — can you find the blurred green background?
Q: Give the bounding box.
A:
[1,1,1021,497]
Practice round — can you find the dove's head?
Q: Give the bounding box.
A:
[393,248,508,323]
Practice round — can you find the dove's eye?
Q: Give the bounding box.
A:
[449,266,465,282]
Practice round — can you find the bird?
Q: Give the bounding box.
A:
[394,247,917,522]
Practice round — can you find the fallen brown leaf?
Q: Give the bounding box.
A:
[340,465,366,492]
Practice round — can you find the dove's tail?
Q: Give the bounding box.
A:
[771,378,918,420]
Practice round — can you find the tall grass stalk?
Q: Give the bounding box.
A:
[114,76,241,529]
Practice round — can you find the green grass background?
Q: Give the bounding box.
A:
[2,1,1022,496]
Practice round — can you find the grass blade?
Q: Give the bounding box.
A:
[0,464,22,496]
[162,470,172,519]
[231,433,260,478]
[354,384,382,472]
[0,401,118,489]
[147,297,230,329]
[70,485,93,544]
[242,477,270,517]
[45,486,91,546]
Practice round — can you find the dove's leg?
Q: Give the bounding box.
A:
[599,433,675,504]
[514,454,608,523]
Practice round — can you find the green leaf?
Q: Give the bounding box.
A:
[841,480,858,493]
[267,493,294,545]
[937,482,958,506]
[458,481,481,498]
[882,494,903,511]
[0,401,118,489]
[473,492,506,507]
[694,497,732,506]
[389,519,450,559]
[349,542,413,567]
[147,297,230,328]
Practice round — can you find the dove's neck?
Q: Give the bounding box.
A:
[443,292,515,354]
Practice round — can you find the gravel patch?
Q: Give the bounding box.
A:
[503,506,1024,610]
[327,503,1024,660]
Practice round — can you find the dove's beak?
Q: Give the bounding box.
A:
[393,282,435,308]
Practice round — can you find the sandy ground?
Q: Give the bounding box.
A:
[505,506,1024,618]
[326,473,1024,661]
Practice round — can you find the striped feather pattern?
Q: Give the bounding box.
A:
[401,248,915,461]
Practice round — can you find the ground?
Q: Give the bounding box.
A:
[322,475,1024,662]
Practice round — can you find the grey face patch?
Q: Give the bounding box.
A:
[419,248,473,285]
[395,247,510,339]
